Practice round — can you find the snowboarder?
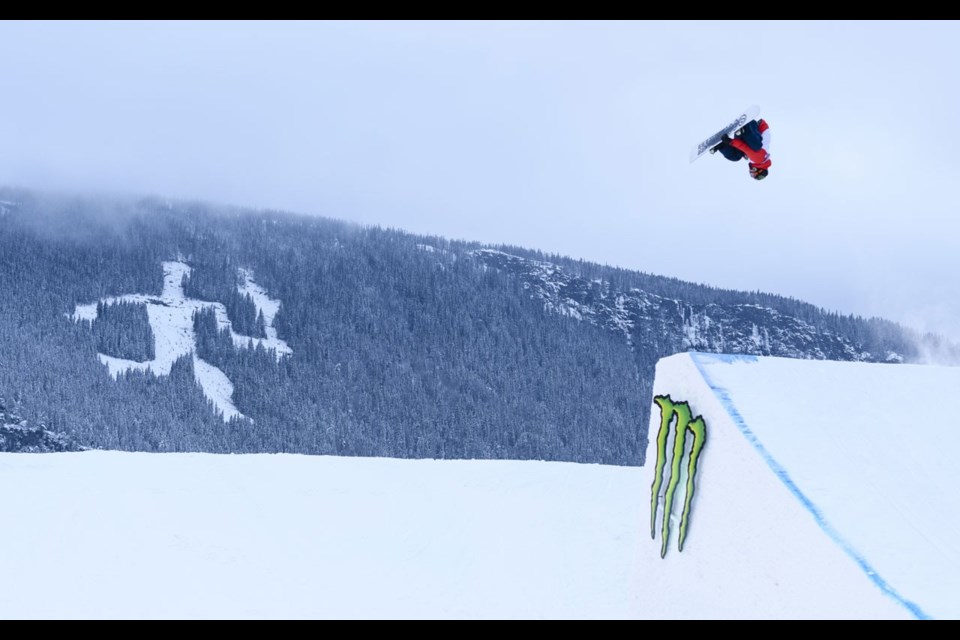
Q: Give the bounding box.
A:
[711,119,771,180]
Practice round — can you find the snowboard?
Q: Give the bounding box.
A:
[689,105,760,163]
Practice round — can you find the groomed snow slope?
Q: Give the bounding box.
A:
[0,452,643,619]
[641,352,960,620]
[4,352,956,619]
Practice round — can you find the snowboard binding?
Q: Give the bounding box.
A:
[709,127,745,154]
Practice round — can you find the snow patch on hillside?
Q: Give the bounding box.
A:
[237,269,291,357]
[72,261,292,421]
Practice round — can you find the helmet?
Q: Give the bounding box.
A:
[749,165,769,181]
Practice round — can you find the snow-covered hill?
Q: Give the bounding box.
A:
[3,191,948,464]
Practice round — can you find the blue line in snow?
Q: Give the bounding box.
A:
[688,352,930,620]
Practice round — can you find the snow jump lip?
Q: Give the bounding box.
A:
[644,351,957,619]
[688,353,929,620]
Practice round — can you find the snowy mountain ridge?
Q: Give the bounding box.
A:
[471,249,902,363]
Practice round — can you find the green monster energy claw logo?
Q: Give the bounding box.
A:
[650,395,707,558]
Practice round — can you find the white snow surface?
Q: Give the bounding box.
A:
[72,261,291,421]
[641,352,960,620]
[0,452,643,619]
[5,352,957,619]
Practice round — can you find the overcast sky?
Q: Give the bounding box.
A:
[2,21,959,340]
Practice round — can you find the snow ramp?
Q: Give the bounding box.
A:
[640,352,960,620]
